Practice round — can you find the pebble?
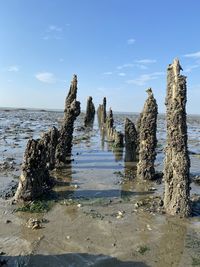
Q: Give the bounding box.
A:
[38,235,44,241]
[26,218,42,230]
[149,187,157,192]
[116,210,125,219]
[146,224,152,231]
[77,203,82,208]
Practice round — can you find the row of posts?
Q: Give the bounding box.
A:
[14,59,191,217]
[94,58,191,217]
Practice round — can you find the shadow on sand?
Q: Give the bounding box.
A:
[0,253,150,267]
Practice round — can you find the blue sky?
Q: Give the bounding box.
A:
[0,0,200,113]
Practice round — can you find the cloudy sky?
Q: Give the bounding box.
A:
[0,0,200,113]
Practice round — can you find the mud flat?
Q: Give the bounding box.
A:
[0,110,200,267]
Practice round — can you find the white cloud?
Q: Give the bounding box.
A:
[35,72,56,83]
[42,36,50,40]
[43,35,62,41]
[184,64,200,73]
[43,25,63,40]
[152,71,165,76]
[48,25,62,32]
[126,72,164,86]
[103,71,113,75]
[117,63,134,70]
[117,63,151,70]
[7,65,19,72]
[136,64,148,70]
[135,59,157,64]
[183,51,200,59]
[118,72,126,77]
[127,38,135,45]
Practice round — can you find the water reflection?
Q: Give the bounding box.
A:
[99,128,106,150]
[84,119,94,130]
[51,163,74,199]
[124,161,137,180]
[112,146,124,162]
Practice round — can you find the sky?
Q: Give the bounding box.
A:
[1,0,200,114]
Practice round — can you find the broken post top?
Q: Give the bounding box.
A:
[108,107,113,116]
[146,87,153,96]
[144,88,157,111]
[168,58,183,76]
[71,74,78,87]
[65,74,78,110]
[125,117,133,125]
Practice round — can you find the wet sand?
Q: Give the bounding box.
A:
[0,110,200,267]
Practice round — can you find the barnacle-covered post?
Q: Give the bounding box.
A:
[97,97,107,126]
[14,138,52,201]
[136,88,158,180]
[55,75,80,166]
[163,59,191,217]
[84,96,95,127]
[124,118,138,162]
[14,126,60,201]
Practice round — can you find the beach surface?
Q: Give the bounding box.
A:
[0,109,200,267]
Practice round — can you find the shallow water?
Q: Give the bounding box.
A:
[0,109,200,267]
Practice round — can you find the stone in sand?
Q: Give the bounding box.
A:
[55,75,81,166]
[136,88,158,180]
[84,96,95,126]
[163,58,191,217]
[124,118,138,162]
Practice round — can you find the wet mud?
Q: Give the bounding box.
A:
[0,109,200,267]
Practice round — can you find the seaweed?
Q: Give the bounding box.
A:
[15,200,53,213]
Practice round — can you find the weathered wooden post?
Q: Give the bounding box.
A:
[124,118,138,162]
[163,58,191,217]
[137,88,158,180]
[84,96,95,127]
[55,75,80,166]
[14,138,52,201]
[97,97,107,126]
